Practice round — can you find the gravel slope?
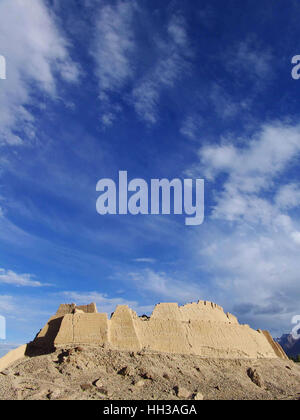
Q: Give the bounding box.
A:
[0,345,299,400]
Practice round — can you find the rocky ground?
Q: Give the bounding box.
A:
[0,345,299,400]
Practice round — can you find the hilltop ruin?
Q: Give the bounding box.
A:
[31,300,287,360]
[0,299,288,373]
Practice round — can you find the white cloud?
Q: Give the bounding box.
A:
[0,268,47,287]
[91,5,192,125]
[291,231,300,245]
[92,1,136,93]
[186,121,300,334]
[194,123,300,224]
[132,15,192,124]
[91,0,137,124]
[0,0,79,145]
[133,258,156,263]
[128,268,204,303]
[197,224,300,334]
[180,115,204,140]
[101,111,116,127]
[225,39,273,80]
[275,183,300,210]
[201,124,300,184]
[199,144,238,180]
[167,15,188,47]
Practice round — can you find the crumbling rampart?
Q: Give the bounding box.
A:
[33,300,288,360]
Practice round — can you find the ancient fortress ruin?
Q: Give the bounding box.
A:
[0,300,287,372]
[34,301,286,359]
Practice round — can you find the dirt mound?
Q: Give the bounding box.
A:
[0,345,299,400]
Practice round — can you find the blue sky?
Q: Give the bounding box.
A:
[0,0,300,348]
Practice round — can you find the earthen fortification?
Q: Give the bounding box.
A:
[31,300,287,360]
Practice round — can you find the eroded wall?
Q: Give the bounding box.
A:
[33,301,287,360]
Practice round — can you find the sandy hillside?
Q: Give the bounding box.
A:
[0,345,299,400]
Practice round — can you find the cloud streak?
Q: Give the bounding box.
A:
[128,268,205,303]
[91,4,193,125]
[0,268,49,287]
[0,0,79,145]
[91,0,137,126]
[131,14,192,124]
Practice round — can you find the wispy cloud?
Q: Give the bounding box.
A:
[180,115,204,140]
[90,4,193,125]
[225,38,273,81]
[91,0,137,125]
[190,38,274,123]
[208,83,249,120]
[275,183,300,210]
[133,258,156,264]
[128,268,205,303]
[131,14,192,124]
[0,0,79,145]
[0,268,49,287]
[92,1,136,92]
